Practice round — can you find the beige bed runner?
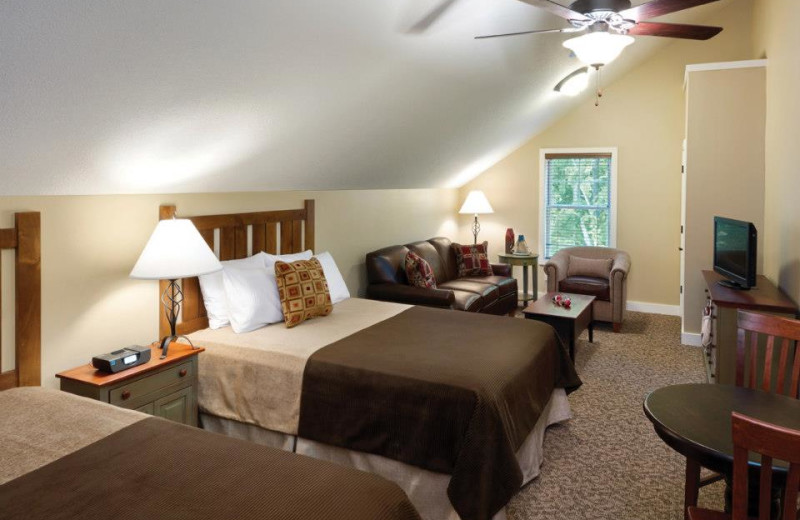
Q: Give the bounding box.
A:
[188,297,410,434]
[0,387,143,485]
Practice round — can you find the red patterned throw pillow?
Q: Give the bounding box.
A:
[452,241,492,277]
[275,258,333,328]
[405,251,437,289]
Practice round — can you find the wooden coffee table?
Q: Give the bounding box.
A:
[522,292,594,360]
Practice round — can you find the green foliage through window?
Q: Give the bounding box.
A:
[544,154,612,258]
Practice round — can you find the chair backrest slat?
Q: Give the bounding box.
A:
[737,310,800,398]
[731,412,800,520]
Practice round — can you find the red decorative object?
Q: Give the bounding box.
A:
[552,293,572,309]
[505,228,514,254]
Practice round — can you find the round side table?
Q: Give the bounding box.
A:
[497,253,539,304]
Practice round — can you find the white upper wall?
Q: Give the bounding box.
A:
[1,0,730,195]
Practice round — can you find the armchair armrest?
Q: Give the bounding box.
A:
[491,263,511,277]
[366,283,455,308]
[610,251,631,280]
[543,252,569,292]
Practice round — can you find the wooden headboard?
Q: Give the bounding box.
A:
[0,212,41,390]
[159,200,315,337]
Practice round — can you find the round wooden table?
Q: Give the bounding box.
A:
[643,383,800,518]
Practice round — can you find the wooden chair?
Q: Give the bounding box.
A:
[687,412,800,520]
[684,310,800,519]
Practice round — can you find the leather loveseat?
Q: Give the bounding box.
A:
[365,237,518,315]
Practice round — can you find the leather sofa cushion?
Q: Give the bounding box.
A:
[406,241,447,284]
[427,237,458,282]
[559,276,610,301]
[366,245,410,284]
[449,289,484,312]
[460,276,517,298]
[438,280,499,305]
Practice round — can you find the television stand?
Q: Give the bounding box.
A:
[717,279,751,291]
[702,270,797,385]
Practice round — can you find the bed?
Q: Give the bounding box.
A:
[161,201,582,520]
[0,210,421,520]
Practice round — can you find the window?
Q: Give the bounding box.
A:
[539,148,617,259]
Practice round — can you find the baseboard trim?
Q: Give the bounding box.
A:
[626,301,680,316]
[681,332,702,347]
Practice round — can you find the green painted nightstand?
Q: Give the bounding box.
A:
[498,253,539,305]
[56,342,203,426]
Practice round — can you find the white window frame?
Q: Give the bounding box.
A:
[538,147,618,261]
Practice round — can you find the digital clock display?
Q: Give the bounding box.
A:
[123,354,138,365]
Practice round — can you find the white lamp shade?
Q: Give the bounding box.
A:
[459,190,494,215]
[563,32,634,66]
[130,219,222,280]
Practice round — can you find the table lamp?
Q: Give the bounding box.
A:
[131,218,222,359]
[459,190,494,244]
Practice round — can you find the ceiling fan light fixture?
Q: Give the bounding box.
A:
[563,31,634,66]
[554,67,590,96]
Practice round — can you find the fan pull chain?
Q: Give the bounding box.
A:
[594,65,603,107]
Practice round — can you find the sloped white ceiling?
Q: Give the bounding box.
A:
[0,0,729,195]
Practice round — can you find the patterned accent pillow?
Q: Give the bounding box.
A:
[452,241,492,277]
[274,258,333,328]
[404,251,437,289]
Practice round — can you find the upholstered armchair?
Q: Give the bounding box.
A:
[544,246,631,332]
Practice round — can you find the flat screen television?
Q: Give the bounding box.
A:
[713,216,757,290]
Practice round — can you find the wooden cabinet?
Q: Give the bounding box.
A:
[702,270,796,385]
[57,342,203,427]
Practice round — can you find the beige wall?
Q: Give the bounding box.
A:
[752,0,800,305]
[683,66,765,333]
[459,0,754,308]
[0,189,457,387]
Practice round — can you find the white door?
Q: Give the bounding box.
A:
[680,139,687,328]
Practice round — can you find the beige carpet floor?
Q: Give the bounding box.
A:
[508,311,726,520]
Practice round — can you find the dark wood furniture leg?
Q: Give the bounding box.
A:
[685,458,700,520]
[588,321,594,343]
[613,322,621,333]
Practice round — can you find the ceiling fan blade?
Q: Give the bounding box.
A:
[627,21,722,40]
[407,0,459,33]
[475,27,583,39]
[619,0,720,21]
[516,0,590,21]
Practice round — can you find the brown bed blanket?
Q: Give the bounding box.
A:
[298,306,582,520]
[0,416,421,520]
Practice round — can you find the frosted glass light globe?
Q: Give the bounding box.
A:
[563,32,635,66]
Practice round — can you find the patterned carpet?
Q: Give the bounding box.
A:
[508,311,726,520]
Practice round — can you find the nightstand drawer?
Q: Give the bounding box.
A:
[109,361,193,406]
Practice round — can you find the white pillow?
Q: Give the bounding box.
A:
[222,264,284,333]
[198,253,266,329]
[263,250,313,268]
[314,251,350,304]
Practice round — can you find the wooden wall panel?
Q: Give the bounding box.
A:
[15,212,41,387]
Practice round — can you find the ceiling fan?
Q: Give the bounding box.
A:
[476,0,723,66]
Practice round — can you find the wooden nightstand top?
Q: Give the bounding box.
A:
[56,342,204,388]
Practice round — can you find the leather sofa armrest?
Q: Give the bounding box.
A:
[491,263,511,277]
[544,251,569,292]
[367,284,455,308]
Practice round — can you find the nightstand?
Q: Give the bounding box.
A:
[56,342,204,426]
